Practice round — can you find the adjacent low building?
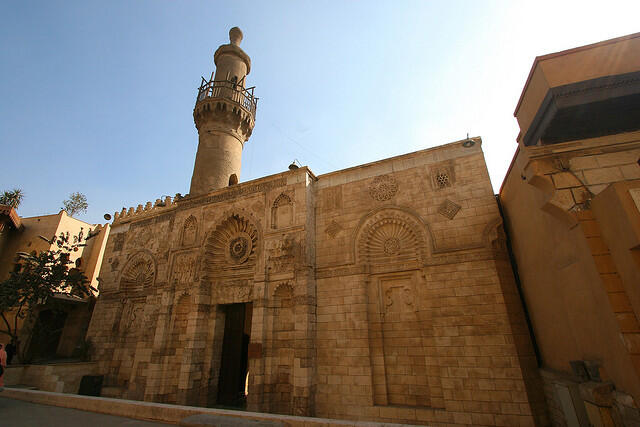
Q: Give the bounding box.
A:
[500,32,640,426]
[0,209,110,360]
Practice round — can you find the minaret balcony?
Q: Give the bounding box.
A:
[196,78,258,120]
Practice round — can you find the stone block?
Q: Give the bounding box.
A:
[583,167,624,185]
[620,163,640,180]
[551,171,583,189]
[569,155,599,170]
[594,150,640,167]
[608,292,633,313]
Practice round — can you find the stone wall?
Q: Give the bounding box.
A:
[4,362,98,393]
[313,139,543,425]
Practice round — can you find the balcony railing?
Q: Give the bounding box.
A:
[196,78,258,119]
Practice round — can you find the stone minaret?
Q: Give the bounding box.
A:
[190,27,257,196]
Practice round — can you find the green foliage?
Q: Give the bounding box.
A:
[0,229,98,353]
[62,192,89,217]
[0,188,24,209]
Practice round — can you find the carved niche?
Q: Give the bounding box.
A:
[355,208,428,269]
[119,251,156,293]
[369,175,398,201]
[181,215,198,246]
[271,193,293,229]
[203,213,259,280]
[355,209,435,408]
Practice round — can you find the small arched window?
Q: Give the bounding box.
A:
[229,174,238,186]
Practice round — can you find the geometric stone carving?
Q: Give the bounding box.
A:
[119,252,156,293]
[126,226,153,250]
[211,279,252,303]
[435,172,451,188]
[430,164,455,190]
[438,199,461,219]
[172,253,197,285]
[267,236,299,274]
[369,175,398,201]
[325,220,342,238]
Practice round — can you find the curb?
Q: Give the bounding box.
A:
[0,388,416,427]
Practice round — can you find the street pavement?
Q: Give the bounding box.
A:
[0,396,175,426]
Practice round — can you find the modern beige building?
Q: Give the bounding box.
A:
[86,28,547,426]
[500,33,640,426]
[0,209,110,359]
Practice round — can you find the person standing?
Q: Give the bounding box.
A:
[5,341,15,365]
[0,343,7,390]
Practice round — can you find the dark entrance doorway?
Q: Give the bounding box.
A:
[26,309,68,361]
[217,302,252,407]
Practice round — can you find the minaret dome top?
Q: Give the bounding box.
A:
[229,27,243,46]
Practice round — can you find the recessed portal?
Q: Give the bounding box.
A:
[26,309,68,361]
[217,302,252,407]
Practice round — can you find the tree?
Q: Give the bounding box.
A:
[0,188,24,209]
[62,192,88,217]
[0,229,98,362]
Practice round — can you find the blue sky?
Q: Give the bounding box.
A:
[1,1,638,225]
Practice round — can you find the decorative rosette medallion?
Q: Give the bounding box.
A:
[228,231,253,264]
[369,175,398,201]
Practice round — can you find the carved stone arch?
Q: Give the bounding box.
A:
[354,207,430,267]
[181,215,198,246]
[273,193,292,208]
[119,250,157,293]
[202,211,261,281]
[271,192,293,229]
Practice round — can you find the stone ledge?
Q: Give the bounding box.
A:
[0,388,424,427]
